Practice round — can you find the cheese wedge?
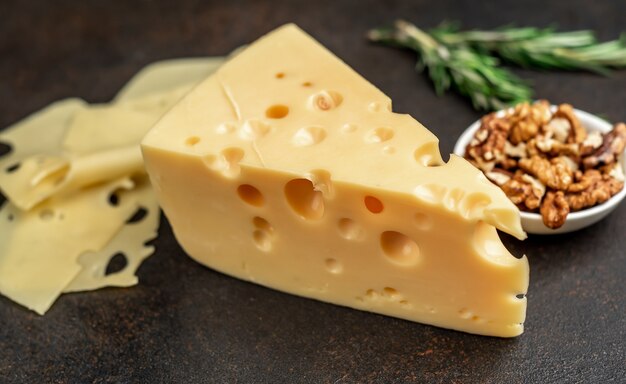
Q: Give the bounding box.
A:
[141,24,529,337]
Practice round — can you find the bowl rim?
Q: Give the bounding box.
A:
[453,105,626,223]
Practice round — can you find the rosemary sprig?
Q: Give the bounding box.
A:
[431,23,626,74]
[368,20,532,111]
[368,20,626,111]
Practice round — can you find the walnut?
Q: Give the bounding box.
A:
[504,141,527,158]
[540,191,570,229]
[519,155,573,190]
[486,168,513,186]
[580,131,603,155]
[552,104,587,144]
[534,135,579,157]
[582,123,626,169]
[608,162,625,182]
[507,101,551,145]
[543,117,571,143]
[463,100,625,230]
[565,169,625,211]
[500,170,544,210]
[465,113,510,172]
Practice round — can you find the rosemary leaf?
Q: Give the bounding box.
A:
[368,20,531,111]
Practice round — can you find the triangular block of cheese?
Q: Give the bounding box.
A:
[142,24,529,337]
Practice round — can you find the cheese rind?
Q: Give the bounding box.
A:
[142,24,529,337]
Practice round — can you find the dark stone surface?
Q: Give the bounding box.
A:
[0,0,625,382]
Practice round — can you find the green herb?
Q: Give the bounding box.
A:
[431,22,626,75]
[368,20,531,111]
[368,20,626,111]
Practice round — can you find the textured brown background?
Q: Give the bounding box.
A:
[1,0,625,383]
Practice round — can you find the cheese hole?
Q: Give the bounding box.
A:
[265,105,289,119]
[126,207,148,224]
[185,136,201,147]
[473,222,519,265]
[364,195,383,214]
[516,293,526,299]
[39,209,54,221]
[307,169,333,198]
[380,231,420,266]
[302,81,312,87]
[383,287,400,299]
[309,90,343,111]
[458,308,472,319]
[413,184,446,204]
[414,142,443,167]
[365,127,394,143]
[7,213,14,222]
[0,141,12,158]
[217,147,244,178]
[444,188,465,211]
[5,163,20,173]
[461,193,492,219]
[325,258,342,274]
[105,253,128,275]
[275,72,285,79]
[108,192,120,206]
[292,126,327,146]
[253,216,273,232]
[338,218,363,240]
[241,119,270,140]
[284,178,325,220]
[237,184,264,207]
[414,212,433,230]
[253,230,272,252]
[399,300,410,306]
[366,289,378,299]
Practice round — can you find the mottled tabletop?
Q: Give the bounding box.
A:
[1,0,625,383]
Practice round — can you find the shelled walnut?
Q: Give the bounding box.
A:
[464,100,625,229]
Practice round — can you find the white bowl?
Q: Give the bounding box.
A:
[453,107,626,235]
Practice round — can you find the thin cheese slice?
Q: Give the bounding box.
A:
[0,99,87,202]
[0,146,144,211]
[142,25,529,337]
[63,104,162,154]
[0,177,142,314]
[114,57,225,102]
[63,176,159,292]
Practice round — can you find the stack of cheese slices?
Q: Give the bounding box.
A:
[0,57,224,314]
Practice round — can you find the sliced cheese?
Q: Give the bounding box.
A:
[0,177,142,314]
[63,176,159,292]
[142,24,529,337]
[0,99,87,206]
[0,61,193,312]
[63,104,162,154]
[0,146,144,211]
[114,57,225,102]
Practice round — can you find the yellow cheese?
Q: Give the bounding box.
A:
[142,24,529,337]
[0,177,143,314]
[114,57,225,102]
[63,176,159,292]
[63,104,162,154]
